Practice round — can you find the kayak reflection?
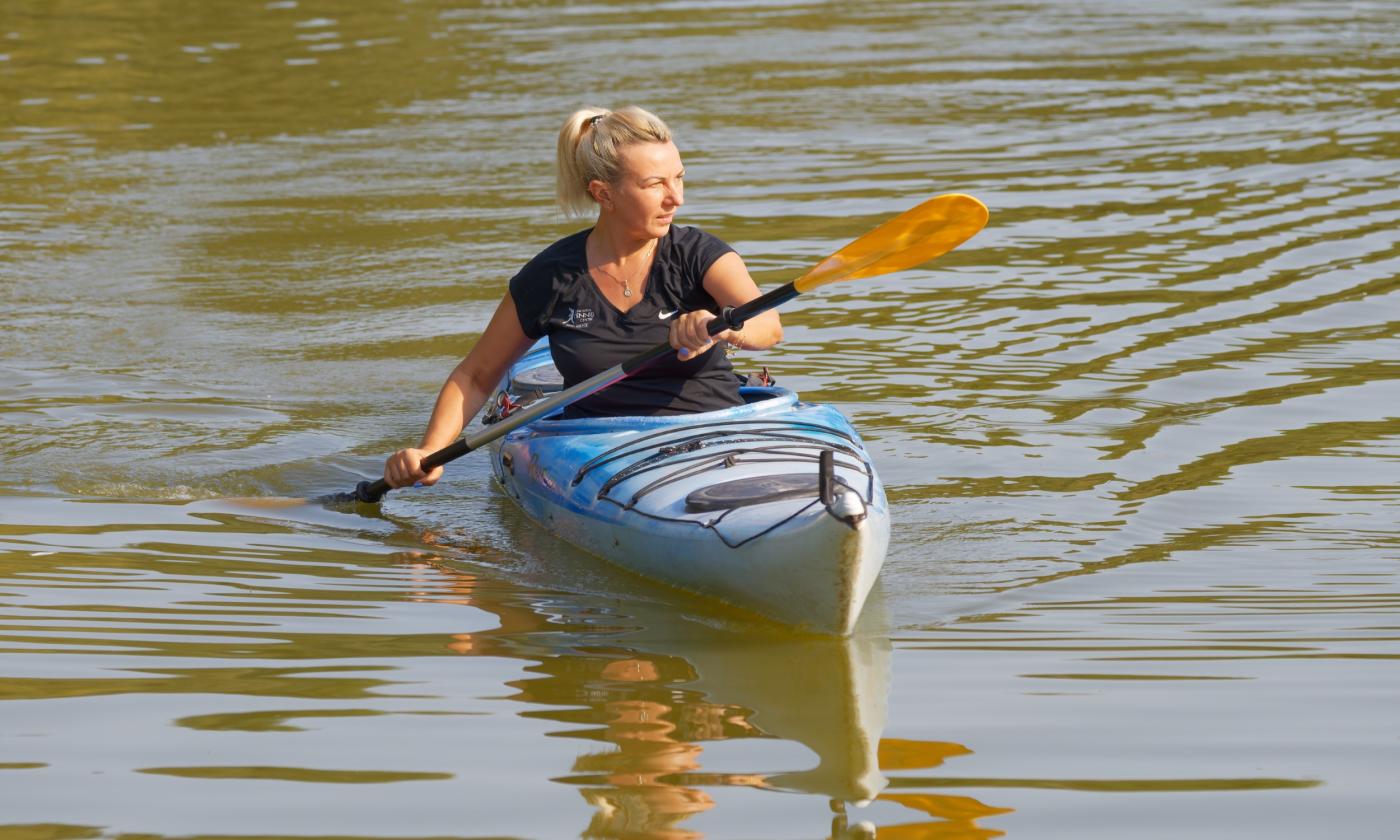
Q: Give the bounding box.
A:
[400,549,890,836]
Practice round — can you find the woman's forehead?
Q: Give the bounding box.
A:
[617,141,683,177]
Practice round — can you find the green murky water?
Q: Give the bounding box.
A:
[2,1,1397,837]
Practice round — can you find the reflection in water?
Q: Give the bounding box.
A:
[407,550,1031,840]
[403,549,892,837]
[573,685,726,840]
[0,492,1372,838]
[0,496,903,835]
[877,793,1012,840]
[872,740,1010,840]
[410,547,1034,839]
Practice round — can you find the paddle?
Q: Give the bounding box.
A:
[326,192,988,505]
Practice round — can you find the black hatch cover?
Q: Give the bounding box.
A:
[685,474,822,513]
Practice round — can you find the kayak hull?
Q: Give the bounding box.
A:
[485,342,889,635]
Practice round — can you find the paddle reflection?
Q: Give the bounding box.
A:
[874,739,1012,839]
[875,793,1011,840]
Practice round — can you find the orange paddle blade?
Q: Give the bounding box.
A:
[792,193,989,292]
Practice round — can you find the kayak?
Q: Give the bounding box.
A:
[484,340,889,635]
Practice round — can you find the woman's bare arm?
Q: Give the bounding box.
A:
[383,292,537,488]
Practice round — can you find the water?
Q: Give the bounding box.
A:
[2,0,1397,836]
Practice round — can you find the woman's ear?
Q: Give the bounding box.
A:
[588,179,611,210]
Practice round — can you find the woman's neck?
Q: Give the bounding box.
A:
[588,216,655,263]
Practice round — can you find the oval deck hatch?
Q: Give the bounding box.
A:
[685,474,823,512]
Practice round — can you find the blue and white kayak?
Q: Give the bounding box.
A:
[483,341,889,635]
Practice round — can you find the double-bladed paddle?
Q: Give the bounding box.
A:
[326,192,988,505]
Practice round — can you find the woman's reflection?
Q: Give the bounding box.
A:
[397,550,898,837]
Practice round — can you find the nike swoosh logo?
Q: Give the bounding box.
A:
[658,309,678,320]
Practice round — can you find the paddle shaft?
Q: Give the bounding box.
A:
[347,282,799,503]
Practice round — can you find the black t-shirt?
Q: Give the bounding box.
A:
[509,225,742,418]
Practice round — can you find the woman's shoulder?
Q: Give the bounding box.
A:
[511,228,589,288]
[664,224,736,278]
[509,228,590,337]
[668,223,731,251]
[524,227,590,269]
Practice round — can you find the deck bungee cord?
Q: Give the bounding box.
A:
[606,443,871,509]
[574,418,864,487]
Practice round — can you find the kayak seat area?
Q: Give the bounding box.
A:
[507,352,774,397]
[739,386,785,404]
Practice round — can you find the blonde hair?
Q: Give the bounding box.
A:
[556,106,673,216]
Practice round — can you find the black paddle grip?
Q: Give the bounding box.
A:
[344,437,474,504]
[709,306,742,336]
[352,478,389,503]
[706,282,799,338]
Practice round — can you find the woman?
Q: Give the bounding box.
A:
[383,106,782,489]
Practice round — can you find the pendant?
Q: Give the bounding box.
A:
[623,287,632,297]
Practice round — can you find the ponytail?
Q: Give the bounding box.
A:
[556,105,673,216]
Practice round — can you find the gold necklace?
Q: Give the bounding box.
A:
[593,239,656,298]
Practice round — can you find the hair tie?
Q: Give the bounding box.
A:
[588,114,605,128]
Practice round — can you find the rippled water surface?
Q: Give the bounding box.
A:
[2,1,1397,837]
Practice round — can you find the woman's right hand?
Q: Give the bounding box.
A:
[383,448,445,489]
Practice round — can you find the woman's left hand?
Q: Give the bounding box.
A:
[670,310,739,360]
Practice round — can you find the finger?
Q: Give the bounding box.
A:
[678,339,714,362]
[387,452,424,488]
[388,464,410,489]
[689,312,716,342]
[677,334,706,360]
[675,328,692,358]
[683,316,714,350]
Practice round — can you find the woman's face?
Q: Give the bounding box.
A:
[594,140,685,240]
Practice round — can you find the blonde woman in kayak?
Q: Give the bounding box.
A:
[383,106,783,489]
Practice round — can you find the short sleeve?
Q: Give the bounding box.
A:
[507,230,590,339]
[680,227,736,282]
[508,251,562,340]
